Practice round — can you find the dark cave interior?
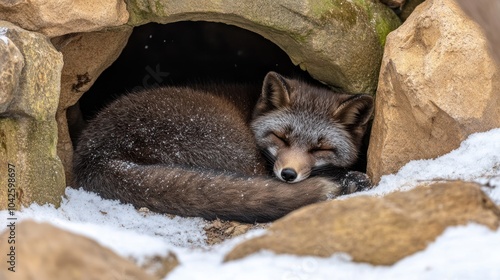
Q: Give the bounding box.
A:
[78,21,314,121]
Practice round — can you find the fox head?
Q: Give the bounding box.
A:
[251,72,374,183]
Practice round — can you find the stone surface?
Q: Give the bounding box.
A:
[0,0,129,37]
[225,181,500,265]
[0,220,158,280]
[0,29,24,113]
[0,21,65,209]
[127,0,401,94]
[51,26,133,184]
[367,0,500,184]
[456,0,500,65]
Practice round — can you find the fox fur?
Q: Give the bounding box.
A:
[73,72,373,222]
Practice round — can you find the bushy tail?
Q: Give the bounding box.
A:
[74,160,341,223]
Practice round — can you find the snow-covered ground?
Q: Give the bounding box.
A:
[2,128,500,279]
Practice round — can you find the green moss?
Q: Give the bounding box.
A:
[0,118,64,209]
[374,13,401,46]
[126,0,155,26]
[154,0,166,15]
[310,0,358,27]
[351,0,401,46]
[127,0,175,26]
[310,0,400,46]
[367,2,401,46]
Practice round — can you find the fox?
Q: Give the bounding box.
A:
[73,72,374,223]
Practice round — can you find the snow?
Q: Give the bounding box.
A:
[171,224,500,279]
[0,27,9,44]
[2,128,500,279]
[13,189,207,265]
[366,128,500,197]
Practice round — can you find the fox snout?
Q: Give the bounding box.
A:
[273,148,314,183]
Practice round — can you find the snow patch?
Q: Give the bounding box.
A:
[0,27,9,44]
[359,128,500,197]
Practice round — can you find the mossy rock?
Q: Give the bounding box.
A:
[126,0,401,94]
[0,21,65,209]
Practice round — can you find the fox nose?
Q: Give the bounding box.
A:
[281,168,298,182]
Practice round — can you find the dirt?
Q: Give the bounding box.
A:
[203,219,269,245]
[138,207,269,245]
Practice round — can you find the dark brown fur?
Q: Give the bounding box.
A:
[73,72,373,222]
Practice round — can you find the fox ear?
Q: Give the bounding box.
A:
[254,72,292,115]
[333,94,374,127]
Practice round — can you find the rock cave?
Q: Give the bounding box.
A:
[1,0,399,208]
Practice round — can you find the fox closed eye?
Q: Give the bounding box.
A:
[309,147,337,155]
[309,136,337,154]
[270,132,289,146]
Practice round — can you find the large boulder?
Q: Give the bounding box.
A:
[0,21,65,209]
[367,0,500,183]
[0,0,129,37]
[52,26,133,183]
[225,182,500,265]
[126,0,401,94]
[0,221,158,280]
[456,0,500,64]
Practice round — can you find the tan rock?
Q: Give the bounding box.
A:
[51,26,133,183]
[0,31,24,112]
[367,0,500,184]
[0,21,65,209]
[127,0,401,94]
[0,220,158,280]
[225,181,500,265]
[0,0,129,37]
[456,0,500,65]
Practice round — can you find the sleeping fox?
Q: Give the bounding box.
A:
[73,72,373,222]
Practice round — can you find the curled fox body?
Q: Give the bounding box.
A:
[73,72,373,222]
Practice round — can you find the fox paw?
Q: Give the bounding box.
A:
[339,171,372,195]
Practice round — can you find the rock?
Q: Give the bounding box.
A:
[51,26,133,183]
[0,0,129,37]
[367,0,500,184]
[225,181,500,265]
[456,0,500,65]
[0,31,24,113]
[0,21,65,209]
[0,220,157,280]
[126,0,401,94]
